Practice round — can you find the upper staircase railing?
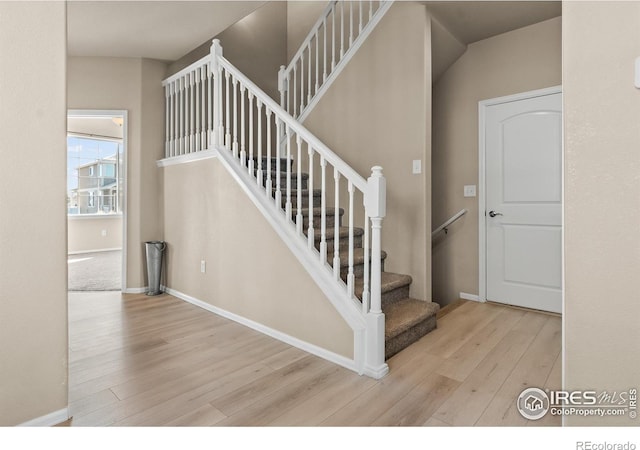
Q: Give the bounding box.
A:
[278,0,394,122]
[161,40,388,378]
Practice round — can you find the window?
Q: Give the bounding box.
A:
[67,136,123,215]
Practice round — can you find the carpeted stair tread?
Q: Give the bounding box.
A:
[273,188,322,197]
[297,207,344,218]
[311,226,364,240]
[384,298,440,341]
[353,271,412,300]
[335,248,388,268]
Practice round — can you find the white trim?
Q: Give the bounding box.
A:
[477,86,562,303]
[68,109,128,293]
[68,247,121,255]
[156,149,218,168]
[67,214,122,221]
[18,407,69,427]
[164,287,359,375]
[459,292,481,302]
[122,287,147,294]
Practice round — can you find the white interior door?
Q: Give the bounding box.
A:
[484,90,562,313]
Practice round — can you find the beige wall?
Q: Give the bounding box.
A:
[286,1,328,60]
[292,2,432,300]
[431,17,562,306]
[0,1,68,425]
[68,216,123,254]
[68,57,167,289]
[162,159,353,358]
[563,1,640,426]
[167,1,287,101]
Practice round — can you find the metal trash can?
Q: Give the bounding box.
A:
[145,241,166,296]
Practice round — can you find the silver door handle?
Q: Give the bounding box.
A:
[489,211,503,218]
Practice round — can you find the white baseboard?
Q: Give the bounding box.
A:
[460,292,482,302]
[18,407,69,427]
[122,287,148,294]
[68,247,122,255]
[164,287,358,374]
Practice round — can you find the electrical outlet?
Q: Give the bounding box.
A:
[200,260,206,273]
[464,185,476,198]
[412,160,421,174]
[101,229,107,237]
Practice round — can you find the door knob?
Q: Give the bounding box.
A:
[489,211,503,218]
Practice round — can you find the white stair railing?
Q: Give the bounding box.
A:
[278,0,394,123]
[162,40,388,379]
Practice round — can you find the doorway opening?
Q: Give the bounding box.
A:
[67,110,127,292]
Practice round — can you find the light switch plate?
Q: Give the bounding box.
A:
[464,185,476,197]
[412,160,421,174]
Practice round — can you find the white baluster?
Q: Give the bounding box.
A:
[315,31,319,94]
[195,68,200,152]
[165,85,169,157]
[240,84,246,167]
[232,76,238,158]
[225,70,231,150]
[300,53,305,114]
[256,100,263,187]
[349,0,354,47]
[286,126,292,219]
[275,116,281,208]
[179,77,184,155]
[323,17,328,82]
[266,108,272,195]
[286,73,290,116]
[296,136,303,235]
[347,181,355,298]
[340,0,345,59]
[169,83,174,157]
[362,213,370,313]
[320,157,327,265]
[333,168,341,280]
[359,0,363,34]
[201,66,206,148]
[307,144,315,249]
[248,92,254,175]
[307,41,312,104]
[331,4,336,70]
[207,63,212,147]
[278,65,286,111]
[293,64,297,118]
[369,0,373,20]
[190,71,194,153]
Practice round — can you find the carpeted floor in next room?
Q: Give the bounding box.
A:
[68,250,121,291]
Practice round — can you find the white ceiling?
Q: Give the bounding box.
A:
[423,1,561,45]
[67,1,266,61]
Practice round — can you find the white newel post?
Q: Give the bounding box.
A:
[210,39,223,147]
[364,166,387,376]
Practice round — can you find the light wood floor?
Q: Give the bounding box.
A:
[64,291,561,426]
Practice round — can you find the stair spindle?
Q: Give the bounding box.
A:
[240,84,246,167]
[168,83,174,157]
[293,64,297,118]
[323,17,328,82]
[300,53,305,114]
[207,63,212,147]
[256,100,263,187]
[307,144,314,249]
[248,92,254,175]
[201,67,206,149]
[179,78,184,155]
[225,70,231,150]
[320,157,327,265]
[285,126,292,219]
[331,4,336,71]
[359,0,363,34]
[296,136,303,235]
[347,180,355,298]
[333,168,341,280]
[266,108,272,195]
[362,213,370,313]
[349,0,354,47]
[340,0,345,59]
[190,71,195,153]
[232,77,238,158]
[195,68,200,152]
[307,41,312,104]
[370,0,373,20]
[275,116,282,207]
[315,31,319,95]
[165,85,169,157]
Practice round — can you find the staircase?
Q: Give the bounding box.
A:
[259,156,439,359]
[160,3,439,377]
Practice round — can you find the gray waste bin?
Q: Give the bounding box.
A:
[145,241,166,296]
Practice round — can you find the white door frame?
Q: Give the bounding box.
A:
[478,86,562,303]
[67,109,128,292]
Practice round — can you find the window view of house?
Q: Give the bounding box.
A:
[67,136,123,215]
